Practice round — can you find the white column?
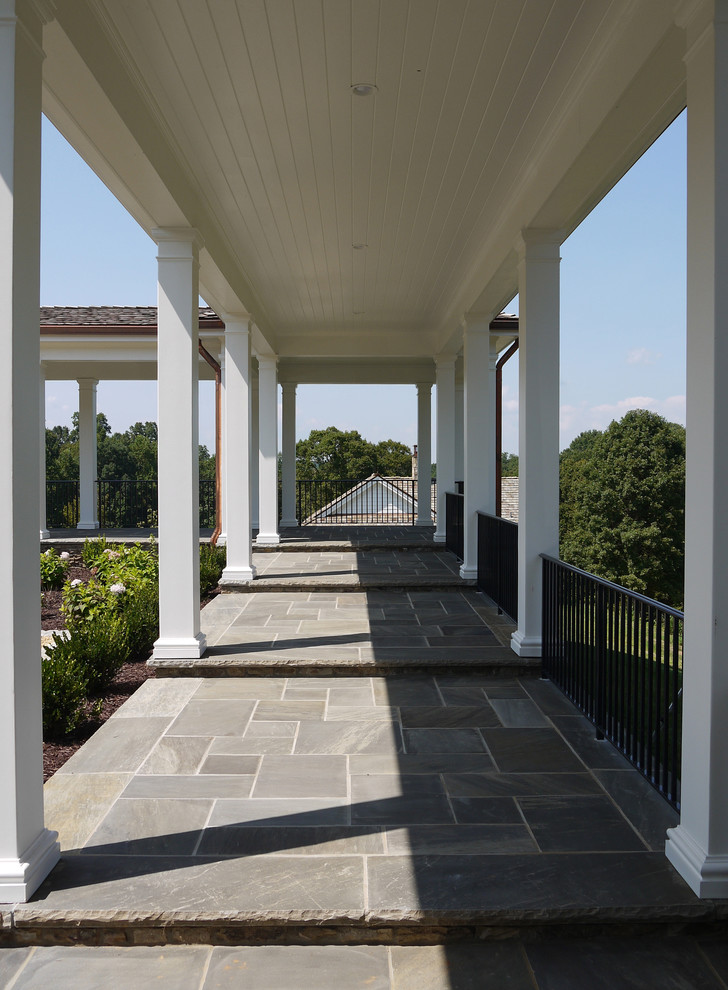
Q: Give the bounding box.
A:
[0,0,60,901]
[219,317,255,584]
[434,358,456,542]
[216,348,227,547]
[510,230,561,657]
[76,378,99,530]
[152,228,206,660]
[459,319,494,579]
[454,382,464,485]
[416,383,433,525]
[251,373,260,530]
[665,1,728,898]
[256,354,280,545]
[40,363,49,539]
[280,383,298,527]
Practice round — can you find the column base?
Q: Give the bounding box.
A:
[256,533,280,546]
[40,529,50,540]
[433,529,446,543]
[510,630,542,657]
[665,825,728,898]
[416,518,433,527]
[77,521,99,531]
[459,564,477,581]
[279,518,299,528]
[219,565,257,585]
[152,632,207,660]
[0,827,60,902]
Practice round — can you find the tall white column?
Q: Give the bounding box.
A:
[219,317,255,584]
[665,1,728,898]
[40,362,49,539]
[256,354,280,545]
[280,382,298,527]
[459,319,495,579]
[217,348,227,547]
[434,358,456,542]
[0,0,60,901]
[416,383,433,526]
[152,228,206,660]
[251,373,260,530]
[511,230,561,657]
[76,378,99,530]
[454,382,464,485]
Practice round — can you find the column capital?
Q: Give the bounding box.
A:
[435,355,457,371]
[257,353,278,370]
[515,228,564,261]
[416,382,432,394]
[152,227,204,256]
[280,381,297,393]
[462,313,494,334]
[221,313,251,334]
[76,377,98,389]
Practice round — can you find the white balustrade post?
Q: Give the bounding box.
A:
[510,230,562,657]
[219,317,255,584]
[40,362,49,539]
[665,0,728,897]
[459,319,494,579]
[152,228,206,660]
[280,382,298,527]
[434,358,456,542]
[256,355,280,545]
[0,0,60,901]
[76,378,99,530]
[416,383,433,525]
[251,373,260,531]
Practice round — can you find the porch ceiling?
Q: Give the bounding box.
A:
[42,1,685,359]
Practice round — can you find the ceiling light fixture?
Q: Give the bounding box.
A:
[350,83,377,97]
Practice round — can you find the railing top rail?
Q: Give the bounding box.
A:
[476,510,517,528]
[540,553,684,620]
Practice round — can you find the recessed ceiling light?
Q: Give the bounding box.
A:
[352,243,367,250]
[351,83,377,97]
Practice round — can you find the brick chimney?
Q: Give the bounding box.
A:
[412,444,418,479]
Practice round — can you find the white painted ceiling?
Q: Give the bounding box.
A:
[43,0,685,360]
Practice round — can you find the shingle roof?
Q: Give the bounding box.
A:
[39,306,223,330]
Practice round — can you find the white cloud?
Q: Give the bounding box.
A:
[559,394,685,448]
[626,347,661,365]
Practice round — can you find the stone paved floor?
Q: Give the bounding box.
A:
[248,549,461,586]
[3,938,728,989]
[29,672,698,938]
[175,588,521,672]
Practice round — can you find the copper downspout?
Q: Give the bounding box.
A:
[199,342,222,545]
[495,339,519,517]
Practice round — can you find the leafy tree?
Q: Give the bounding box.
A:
[559,410,685,608]
[501,451,519,477]
[296,426,412,480]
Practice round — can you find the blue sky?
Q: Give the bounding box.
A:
[41,111,687,457]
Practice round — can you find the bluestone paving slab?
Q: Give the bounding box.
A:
[208,734,294,755]
[521,678,584,716]
[593,769,678,851]
[110,677,201,718]
[193,678,285,699]
[207,798,350,827]
[698,940,728,984]
[1,945,209,990]
[390,943,536,990]
[402,728,490,755]
[385,824,538,855]
[444,772,601,798]
[197,825,385,857]
[0,946,32,985]
[489,698,551,727]
[517,796,648,853]
[524,937,726,990]
[294,720,402,755]
[204,945,390,989]
[122,774,255,800]
[326,705,397,721]
[400,704,500,729]
[252,700,326,720]
[244,720,298,737]
[55,717,171,775]
[350,753,492,775]
[482,728,586,773]
[138,735,212,775]
[166,700,255,737]
[550,714,637,769]
[44,772,132,852]
[82,798,212,855]
[198,754,261,775]
[252,755,348,798]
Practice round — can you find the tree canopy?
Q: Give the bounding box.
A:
[46,414,215,481]
[559,409,685,608]
[296,427,412,480]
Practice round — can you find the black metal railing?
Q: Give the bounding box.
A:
[46,480,80,528]
[477,512,518,621]
[445,491,464,560]
[542,555,682,810]
[46,479,216,530]
[296,478,431,526]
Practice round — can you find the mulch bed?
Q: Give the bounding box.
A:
[41,554,219,781]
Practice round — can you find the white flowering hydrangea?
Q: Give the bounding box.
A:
[109,583,126,595]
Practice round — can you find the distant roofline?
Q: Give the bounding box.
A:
[40,306,225,334]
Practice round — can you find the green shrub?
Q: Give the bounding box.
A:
[42,637,88,738]
[62,578,117,629]
[120,580,159,659]
[82,535,109,569]
[200,543,226,596]
[40,548,70,590]
[60,615,130,694]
